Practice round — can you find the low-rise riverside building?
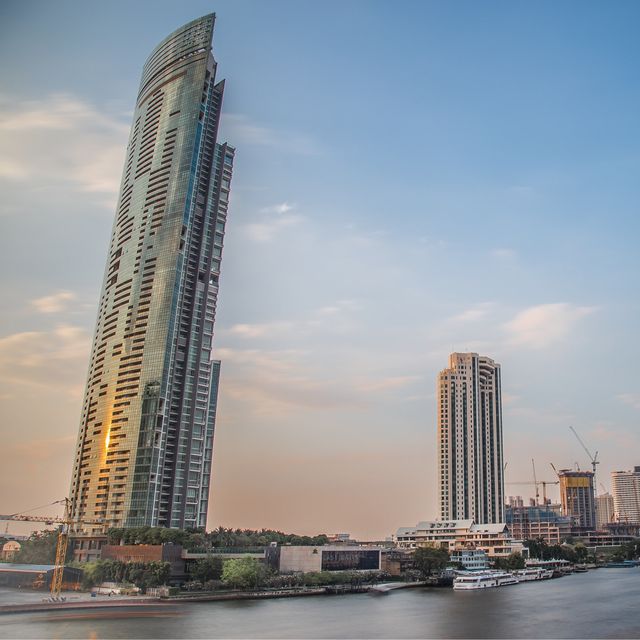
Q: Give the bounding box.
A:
[101,543,186,582]
[505,504,574,544]
[450,548,490,570]
[265,545,382,573]
[0,564,82,590]
[395,520,526,559]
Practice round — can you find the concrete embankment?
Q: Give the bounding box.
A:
[0,581,436,614]
[0,598,165,615]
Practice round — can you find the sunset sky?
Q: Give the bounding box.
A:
[1,0,639,539]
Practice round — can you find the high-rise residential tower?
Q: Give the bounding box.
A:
[558,470,595,529]
[437,353,505,524]
[595,492,615,530]
[69,15,234,532]
[611,467,640,523]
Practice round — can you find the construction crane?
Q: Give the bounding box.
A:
[569,425,600,496]
[531,459,540,505]
[0,498,105,599]
[505,479,559,505]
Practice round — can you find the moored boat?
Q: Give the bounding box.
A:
[453,571,519,590]
[514,567,553,581]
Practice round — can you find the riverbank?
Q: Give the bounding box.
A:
[0,581,432,614]
[0,597,165,615]
[1,570,638,639]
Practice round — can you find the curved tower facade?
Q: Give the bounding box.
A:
[69,15,234,531]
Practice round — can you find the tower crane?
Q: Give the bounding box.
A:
[532,459,540,505]
[569,425,599,496]
[0,499,106,599]
[505,479,559,505]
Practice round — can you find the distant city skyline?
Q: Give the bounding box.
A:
[1,1,640,539]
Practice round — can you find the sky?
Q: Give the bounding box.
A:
[0,0,639,540]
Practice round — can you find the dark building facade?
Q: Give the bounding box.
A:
[69,15,233,531]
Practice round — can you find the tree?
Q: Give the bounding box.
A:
[494,552,525,570]
[574,544,589,562]
[221,557,265,590]
[524,538,547,560]
[191,556,223,583]
[413,547,449,578]
[14,530,61,564]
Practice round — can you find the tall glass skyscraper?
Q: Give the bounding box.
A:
[69,15,233,531]
[437,353,505,524]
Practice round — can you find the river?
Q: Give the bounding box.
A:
[1,569,638,639]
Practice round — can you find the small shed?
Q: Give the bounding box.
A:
[0,564,83,590]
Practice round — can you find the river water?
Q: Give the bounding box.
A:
[1,569,638,639]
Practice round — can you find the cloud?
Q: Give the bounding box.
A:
[0,324,91,394]
[260,202,294,215]
[356,376,420,393]
[616,393,640,410]
[0,93,129,211]
[451,302,494,323]
[31,290,77,314]
[243,203,304,242]
[220,114,319,156]
[227,322,293,338]
[503,303,597,348]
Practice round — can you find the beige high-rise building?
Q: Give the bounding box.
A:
[596,492,614,530]
[437,353,504,524]
[611,467,640,523]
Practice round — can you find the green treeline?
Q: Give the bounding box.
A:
[186,556,388,591]
[2,530,63,565]
[81,560,170,590]
[524,539,591,562]
[106,526,329,549]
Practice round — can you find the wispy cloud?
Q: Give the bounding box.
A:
[504,303,597,348]
[260,202,294,215]
[243,202,304,242]
[356,376,420,393]
[227,322,294,339]
[31,290,77,314]
[0,324,90,395]
[0,93,129,210]
[616,393,640,410]
[451,302,495,323]
[220,113,319,156]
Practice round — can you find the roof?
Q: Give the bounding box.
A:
[396,520,508,536]
[0,563,83,576]
[469,523,508,534]
[0,564,57,573]
[396,520,476,535]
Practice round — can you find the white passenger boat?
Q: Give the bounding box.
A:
[453,570,519,590]
[513,567,554,581]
